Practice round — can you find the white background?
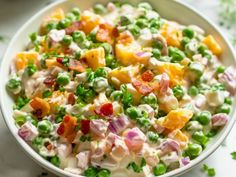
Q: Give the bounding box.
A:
[0,0,236,177]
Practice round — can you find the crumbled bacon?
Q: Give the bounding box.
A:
[132,79,153,95]
[141,70,154,82]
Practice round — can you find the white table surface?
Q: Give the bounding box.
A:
[0,0,236,177]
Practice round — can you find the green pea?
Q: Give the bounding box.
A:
[192,131,208,146]
[181,37,191,47]
[153,163,167,176]
[197,111,211,125]
[50,155,60,167]
[110,90,123,101]
[84,166,98,177]
[105,55,118,69]
[147,131,159,143]
[186,143,202,158]
[126,107,140,120]
[137,117,151,129]
[93,4,106,14]
[57,18,71,29]
[29,32,37,42]
[37,120,53,135]
[188,62,204,78]
[15,116,27,126]
[25,63,37,76]
[216,65,225,74]
[182,28,195,39]
[169,47,186,63]
[32,136,43,150]
[135,18,148,28]
[46,22,57,32]
[217,104,231,114]
[56,72,70,86]
[198,45,207,54]
[94,67,107,78]
[93,77,108,93]
[7,78,21,90]
[66,12,76,22]
[98,169,111,177]
[141,94,158,108]
[120,15,132,26]
[101,43,112,55]
[72,7,81,16]
[138,2,152,10]
[75,50,81,60]
[152,48,161,58]
[62,35,73,46]
[14,96,30,110]
[152,40,163,50]
[42,90,52,98]
[188,86,199,96]
[72,30,86,43]
[149,19,162,30]
[172,85,184,100]
[84,89,96,103]
[224,98,232,105]
[129,24,140,37]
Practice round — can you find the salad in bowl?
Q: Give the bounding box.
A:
[5,1,236,177]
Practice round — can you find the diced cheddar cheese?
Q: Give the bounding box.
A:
[202,35,222,56]
[162,109,193,130]
[81,10,102,34]
[45,58,66,69]
[15,51,39,71]
[160,22,182,48]
[168,129,189,148]
[49,91,68,113]
[156,62,184,86]
[47,8,65,22]
[116,43,145,66]
[84,47,106,70]
[126,83,142,104]
[30,97,50,118]
[109,65,140,87]
[58,115,78,142]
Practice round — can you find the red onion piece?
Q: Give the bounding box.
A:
[158,139,181,155]
[181,157,190,166]
[18,122,38,141]
[124,128,146,151]
[211,113,228,127]
[108,115,130,134]
[90,119,109,137]
[160,73,170,94]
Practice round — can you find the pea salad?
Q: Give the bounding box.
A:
[7,2,236,177]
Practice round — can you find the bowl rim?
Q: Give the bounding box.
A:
[1,0,236,177]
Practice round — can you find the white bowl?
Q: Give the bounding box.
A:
[0,0,236,177]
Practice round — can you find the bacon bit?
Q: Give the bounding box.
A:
[65,21,83,35]
[112,27,119,38]
[68,93,76,105]
[132,79,153,95]
[57,115,78,142]
[96,24,114,44]
[32,109,43,119]
[43,76,56,87]
[80,119,90,134]
[95,103,113,117]
[141,70,154,82]
[46,143,53,151]
[64,48,73,55]
[117,31,134,44]
[100,103,113,116]
[63,115,71,123]
[69,59,85,72]
[56,57,64,64]
[57,123,65,135]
